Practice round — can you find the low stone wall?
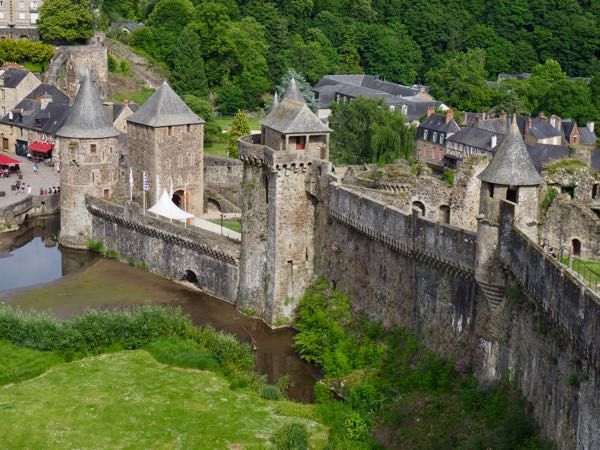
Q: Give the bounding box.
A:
[0,194,60,228]
[86,196,240,302]
[204,156,243,211]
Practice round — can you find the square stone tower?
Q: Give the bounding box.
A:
[127,82,205,215]
[238,80,331,325]
[56,72,120,249]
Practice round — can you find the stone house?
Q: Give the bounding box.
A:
[523,113,563,145]
[0,83,70,158]
[0,0,42,39]
[416,107,460,168]
[312,74,445,125]
[444,127,504,169]
[0,67,41,117]
[104,101,139,134]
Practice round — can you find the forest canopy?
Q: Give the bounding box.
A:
[99,0,600,115]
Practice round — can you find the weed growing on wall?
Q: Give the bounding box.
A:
[293,280,554,448]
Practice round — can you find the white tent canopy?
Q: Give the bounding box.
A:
[148,189,194,221]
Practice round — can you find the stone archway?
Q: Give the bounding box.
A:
[439,205,450,224]
[172,190,184,208]
[412,200,425,217]
[572,239,582,257]
[184,269,198,283]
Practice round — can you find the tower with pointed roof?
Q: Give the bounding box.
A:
[56,72,120,248]
[237,78,332,325]
[475,116,543,307]
[127,82,205,215]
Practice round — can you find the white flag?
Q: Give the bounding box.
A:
[129,166,133,187]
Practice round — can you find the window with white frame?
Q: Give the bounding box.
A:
[19,12,25,19]
[18,1,24,9]
[423,129,428,140]
[401,104,408,115]
[432,132,438,143]
[439,134,444,144]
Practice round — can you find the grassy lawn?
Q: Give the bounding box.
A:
[205,141,229,158]
[210,218,242,233]
[0,346,328,448]
[21,61,45,73]
[108,87,156,105]
[0,341,63,385]
[559,255,600,289]
[216,114,262,132]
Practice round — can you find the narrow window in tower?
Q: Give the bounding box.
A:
[295,136,306,150]
[264,175,269,204]
[168,126,173,136]
[103,189,110,199]
[90,144,96,153]
[305,247,309,261]
[489,183,495,198]
[187,124,191,133]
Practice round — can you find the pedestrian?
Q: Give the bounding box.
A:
[39,187,43,195]
[15,180,20,194]
[27,184,31,195]
[33,163,38,176]
[20,183,25,194]
[57,186,60,194]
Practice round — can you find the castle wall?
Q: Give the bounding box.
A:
[86,196,239,301]
[203,155,243,210]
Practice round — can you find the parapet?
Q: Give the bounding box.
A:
[238,134,316,173]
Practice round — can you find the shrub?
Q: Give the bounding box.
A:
[540,187,559,212]
[260,384,283,401]
[441,170,455,187]
[87,239,105,255]
[344,411,368,440]
[104,249,120,260]
[145,337,220,371]
[270,423,308,450]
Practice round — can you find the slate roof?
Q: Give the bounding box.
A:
[127,82,204,127]
[478,117,544,186]
[446,127,504,152]
[0,98,71,135]
[561,120,576,139]
[0,68,30,88]
[592,150,600,172]
[476,118,507,135]
[112,102,139,120]
[419,113,460,134]
[579,126,597,146]
[528,117,562,140]
[262,83,331,134]
[525,144,570,173]
[56,72,119,139]
[25,83,69,105]
[312,74,437,121]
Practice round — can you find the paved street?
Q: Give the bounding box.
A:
[0,151,60,208]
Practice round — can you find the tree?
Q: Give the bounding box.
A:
[539,80,598,124]
[227,110,251,159]
[37,0,94,44]
[329,97,415,165]
[171,27,208,98]
[182,95,222,144]
[337,34,362,74]
[273,69,318,112]
[146,0,195,66]
[427,49,493,111]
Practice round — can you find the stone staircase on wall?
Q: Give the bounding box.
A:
[478,282,506,310]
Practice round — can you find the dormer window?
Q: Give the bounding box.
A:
[401,104,408,115]
[423,129,428,140]
[432,132,438,143]
[389,105,395,112]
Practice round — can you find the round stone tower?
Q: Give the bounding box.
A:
[56,72,120,249]
[475,115,543,307]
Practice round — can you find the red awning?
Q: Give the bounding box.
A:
[28,141,54,153]
[0,153,20,165]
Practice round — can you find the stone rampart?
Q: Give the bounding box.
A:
[0,194,60,227]
[328,183,476,276]
[204,156,243,211]
[86,196,239,302]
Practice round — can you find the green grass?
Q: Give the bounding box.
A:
[210,218,242,233]
[544,158,587,174]
[205,141,229,157]
[108,87,156,105]
[145,336,220,371]
[0,349,328,448]
[0,341,63,385]
[216,114,261,131]
[21,61,44,73]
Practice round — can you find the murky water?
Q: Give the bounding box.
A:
[0,215,318,402]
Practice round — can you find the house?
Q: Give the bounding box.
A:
[118,22,144,34]
[578,122,596,148]
[444,127,504,169]
[0,83,70,159]
[0,67,41,117]
[416,107,460,168]
[312,74,445,124]
[525,144,570,172]
[523,113,563,145]
[0,0,42,39]
[104,100,139,134]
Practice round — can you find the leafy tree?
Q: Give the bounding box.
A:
[218,84,245,115]
[171,26,208,98]
[227,110,251,159]
[145,0,195,66]
[37,0,94,44]
[337,34,362,73]
[427,49,493,111]
[286,33,335,84]
[273,68,318,112]
[182,94,222,144]
[590,73,600,111]
[539,80,599,124]
[329,97,415,165]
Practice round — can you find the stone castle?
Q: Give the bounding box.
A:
[56,76,600,448]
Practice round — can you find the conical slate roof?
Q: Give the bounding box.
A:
[127,82,204,127]
[261,79,331,135]
[478,115,543,186]
[282,78,305,104]
[56,72,119,139]
[271,91,279,109]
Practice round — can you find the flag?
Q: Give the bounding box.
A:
[143,171,149,192]
[156,175,160,201]
[169,178,173,198]
[129,167,133,188]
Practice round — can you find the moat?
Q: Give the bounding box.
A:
[0,215,318,402]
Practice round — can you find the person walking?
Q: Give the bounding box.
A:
[27,184,31,195]
[33,163,38,176]
[15,180,20,194]
[20,183,25,194]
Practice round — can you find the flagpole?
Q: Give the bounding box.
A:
[129,166,133,202]
[142,170,146,215]
[184,182,187,228]
[155,174,159,218]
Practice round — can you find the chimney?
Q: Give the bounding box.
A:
[491,134,497,148]
[123,99,129,104]
[499,111,507,121]
[550,114,560,129]
[40,95,51,110]
[538,111,546,120]
[103,101,114,122]
[445,108,454,124]
[587,122,595,133]
[427,105,435,118]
